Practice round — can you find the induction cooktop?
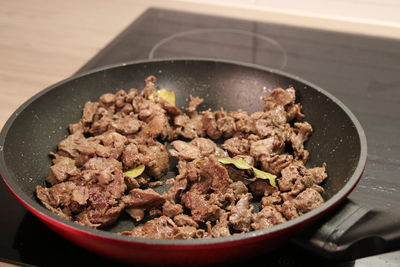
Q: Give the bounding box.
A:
[1,8,400,267]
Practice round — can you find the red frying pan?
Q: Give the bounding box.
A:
[0,59,367,265]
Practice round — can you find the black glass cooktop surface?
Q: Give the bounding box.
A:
[1,8,400,267]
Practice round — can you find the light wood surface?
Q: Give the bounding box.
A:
[0,0,146,130]
[1,0,400,131]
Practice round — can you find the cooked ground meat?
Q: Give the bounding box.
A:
[36,75,327,238]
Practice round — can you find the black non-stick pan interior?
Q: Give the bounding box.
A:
[0,59,365,237]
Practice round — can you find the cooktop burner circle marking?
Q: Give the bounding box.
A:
[148,28,288,69]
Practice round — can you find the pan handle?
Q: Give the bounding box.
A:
[292,199,400,261]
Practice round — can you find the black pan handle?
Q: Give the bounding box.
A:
[292,199,400,261]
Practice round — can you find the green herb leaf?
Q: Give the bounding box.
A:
[123,164,145,178]
[217,157,251,170]
[217,157,277,188]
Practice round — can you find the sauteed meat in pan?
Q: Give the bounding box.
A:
[35,75,327,239]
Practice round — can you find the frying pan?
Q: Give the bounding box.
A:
[0,59,367,266]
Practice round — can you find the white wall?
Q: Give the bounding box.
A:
[184,0,400,26]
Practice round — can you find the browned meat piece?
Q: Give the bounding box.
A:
[125,88,138,103]
[249,179,276,197]
[278,161,327,197]
[36,181,90,219]
[222,136,250,156]
[181,189,221,223]
[173,226,201,239]
[111,113,143,135]
[121,215,198,240]
[293,188,324,214]
[260,191,281,208]
[229,193,253,232]
[305,163,328,185]
[93,131,127,159]
[138,139,169,179]
[198,156,232,194]
[121,143,140,168]
[83,157,122,171]
[173,214,199,228]
[263,87,304,122]
[266,105,288,126]
[251,205,286,230]
[211,211,231,237]
[122,139,169,179]
[46,155,79,185]
[71,185,89,206]
[90,107,114,135]
[174,114,204,139]
[163,175,188,203]
[76,201,124,228]
[279,200,299,220]
[169,140,200,161]
[254,120,276,138]
[81,101,99,127]
[154,94,182,116]
[209,190,236,211]
[122,188,165,209]
[290,174,314,196]
[139,113,173,140]
[149,208,163,218]
[290,122,312,162]
[277,165,301,192]
[76,159,127,204]
[36,182,76,218]
[114,89,127,108]
[172,95,205,139]
[180,156,232,222]
[68,122,84,134]
[202,110,222,139]
[278,163,312,196]
[140,75,157,99]
[186,95,204,116]
[250,136,284,160]
[190,137,215,156]
[163,162,191,202]
[229,181,248,196]
[286,103,304,121]
[177,159,199,182]
[231,109,253,133]
[148,180,163,188]
[162,200,183,217]
[58,131,95,158]
[263,87,295,110]
[215,109,236,138]
[75,169,126,228]
[118,103,133,115]
[98,131,127,149]
[224,165,252,186]
[186,137,227,159]
[259,154,293,175]
[47,157,127,227]
[125,208,145,222]
[250,111,278,138]
[123,174,140,190]
[133,97,164,123]
[99,93,116,107]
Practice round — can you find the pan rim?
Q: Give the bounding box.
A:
[0,58,367,247]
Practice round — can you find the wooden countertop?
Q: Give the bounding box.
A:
[1,0,400,131]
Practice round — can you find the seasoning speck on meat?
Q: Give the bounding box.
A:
[36,75,327,239]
